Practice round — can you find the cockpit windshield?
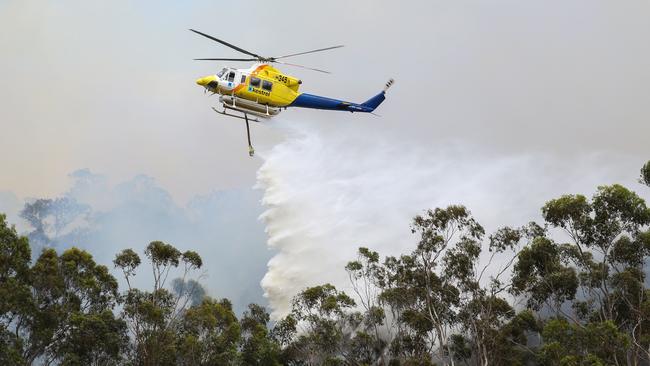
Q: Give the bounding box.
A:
[216,68,227,78]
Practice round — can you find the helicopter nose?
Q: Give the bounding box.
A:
[196,75,217,87]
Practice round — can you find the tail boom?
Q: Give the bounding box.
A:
[288,79,393,113]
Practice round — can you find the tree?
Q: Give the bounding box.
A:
[345,247,390,363]
[640,160,650,188]
[0,213,127,366]
[282,284,356,365]
[0,214,32,365]
[26,247,127,365]
[114,241,204,366]
[341,208,532,366]
[505,174,650,364]
[537,184,650,364]
[404,205,484,364]
[177,298,241,366]
[511,236,579,315]
[239,303,281,366]
[539,318,629,365]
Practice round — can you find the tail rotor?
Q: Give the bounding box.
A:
[384,78,395,92]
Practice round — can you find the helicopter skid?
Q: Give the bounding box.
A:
[219,95,281,118]
[211,107,261,122]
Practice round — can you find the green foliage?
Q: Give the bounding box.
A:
[641,160,650,187]
[412,205,485,252]
[30,247,126,365]
[113,248,140,278]
[0,214,127,365]
[489,225,522,252]
[539,319,629,365]
[116,241,206,366]
[0,214,31,325]
[542,194,592,232]
[182,250,203,269]
[146,240,182,269]
[280,284,365,364]
[177,298,241,365]
[292,284,356,320]
[239,304,281,366]
[522,180,650,364]
[511,237,578,310]
[56,310,128,365]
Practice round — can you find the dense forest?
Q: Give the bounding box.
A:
[1,160,650,366]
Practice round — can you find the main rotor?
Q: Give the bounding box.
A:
[190,29,343,74]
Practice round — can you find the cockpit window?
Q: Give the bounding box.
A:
[216,68,227,78]
[227,72,235,82]
[250,77,261,87]
[262,80,273,91]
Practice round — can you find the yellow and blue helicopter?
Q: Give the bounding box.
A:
[191,29,393,156]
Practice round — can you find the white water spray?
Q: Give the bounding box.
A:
[256,119,643,318]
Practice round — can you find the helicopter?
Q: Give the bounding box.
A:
[191,29,393,156]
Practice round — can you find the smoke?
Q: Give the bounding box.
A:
[256,119,647,318]
[2,169,270,312]
[1,124,646,320]
[0,190,22,230]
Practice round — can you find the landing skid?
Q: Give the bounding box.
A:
[211,107,257,157]
[211,107,261,123]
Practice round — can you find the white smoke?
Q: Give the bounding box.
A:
[256,118,647,318]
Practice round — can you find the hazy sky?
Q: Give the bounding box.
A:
[1,0,648,201]
[1,1,648,313]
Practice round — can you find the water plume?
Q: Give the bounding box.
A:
[256,119,645,318]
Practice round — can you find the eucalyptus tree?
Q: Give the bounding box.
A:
[114,241,203,366]
[277,284,358,365]
[0,214,127,365]
[509,176,650,365]
[346,207,531,366]
[239,303,282,366]
[345,247,390,363]
[176,297,241,366]
[0,214,31,364]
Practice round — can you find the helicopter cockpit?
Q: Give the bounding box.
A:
[215,67,246,89]
[216,67,227,79]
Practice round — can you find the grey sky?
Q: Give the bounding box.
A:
[1,0,648,201]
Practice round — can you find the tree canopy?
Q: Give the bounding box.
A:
[1,160,649,365]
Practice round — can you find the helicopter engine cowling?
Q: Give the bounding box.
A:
[219,95,281,118]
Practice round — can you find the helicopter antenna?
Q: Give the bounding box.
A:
[190,29,342,73]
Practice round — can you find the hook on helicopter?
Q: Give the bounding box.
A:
[191,29,393,157]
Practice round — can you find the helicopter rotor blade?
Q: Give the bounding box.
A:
[275,45,344,60]
[194,58,259,61]
[189,29,263,59]
[274,61,331,74]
